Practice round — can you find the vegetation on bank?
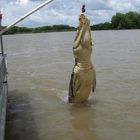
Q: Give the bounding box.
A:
[3,25,75,35]
[92,11,140,30]
[3,11,140,34]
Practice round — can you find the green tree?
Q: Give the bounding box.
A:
[5,26,19,34]
[91,22,112,30]
[111,11,140,29]
[111,13,125,29]
[125,12,140,29]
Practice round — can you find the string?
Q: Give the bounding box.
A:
[84,0,86,5]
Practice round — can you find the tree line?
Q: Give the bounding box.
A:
[92,11,140,30]
[3,25,76,35]
[2,11,140,34]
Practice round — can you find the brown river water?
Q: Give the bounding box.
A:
[3,30,140,140]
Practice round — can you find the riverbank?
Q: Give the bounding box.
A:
[2,11,140,35]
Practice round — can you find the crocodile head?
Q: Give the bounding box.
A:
[74,14,92,47]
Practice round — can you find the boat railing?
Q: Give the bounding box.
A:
[0,54,8,140]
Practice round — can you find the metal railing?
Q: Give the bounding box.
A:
[0,54,8,140]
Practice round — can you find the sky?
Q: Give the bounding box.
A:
[0,0,140,27]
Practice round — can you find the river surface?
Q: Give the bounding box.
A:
[3,30,140,140]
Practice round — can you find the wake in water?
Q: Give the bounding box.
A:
[56,90,68,103]
[55,89,95,106]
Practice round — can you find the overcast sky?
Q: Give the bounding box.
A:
[0,0,140,27]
